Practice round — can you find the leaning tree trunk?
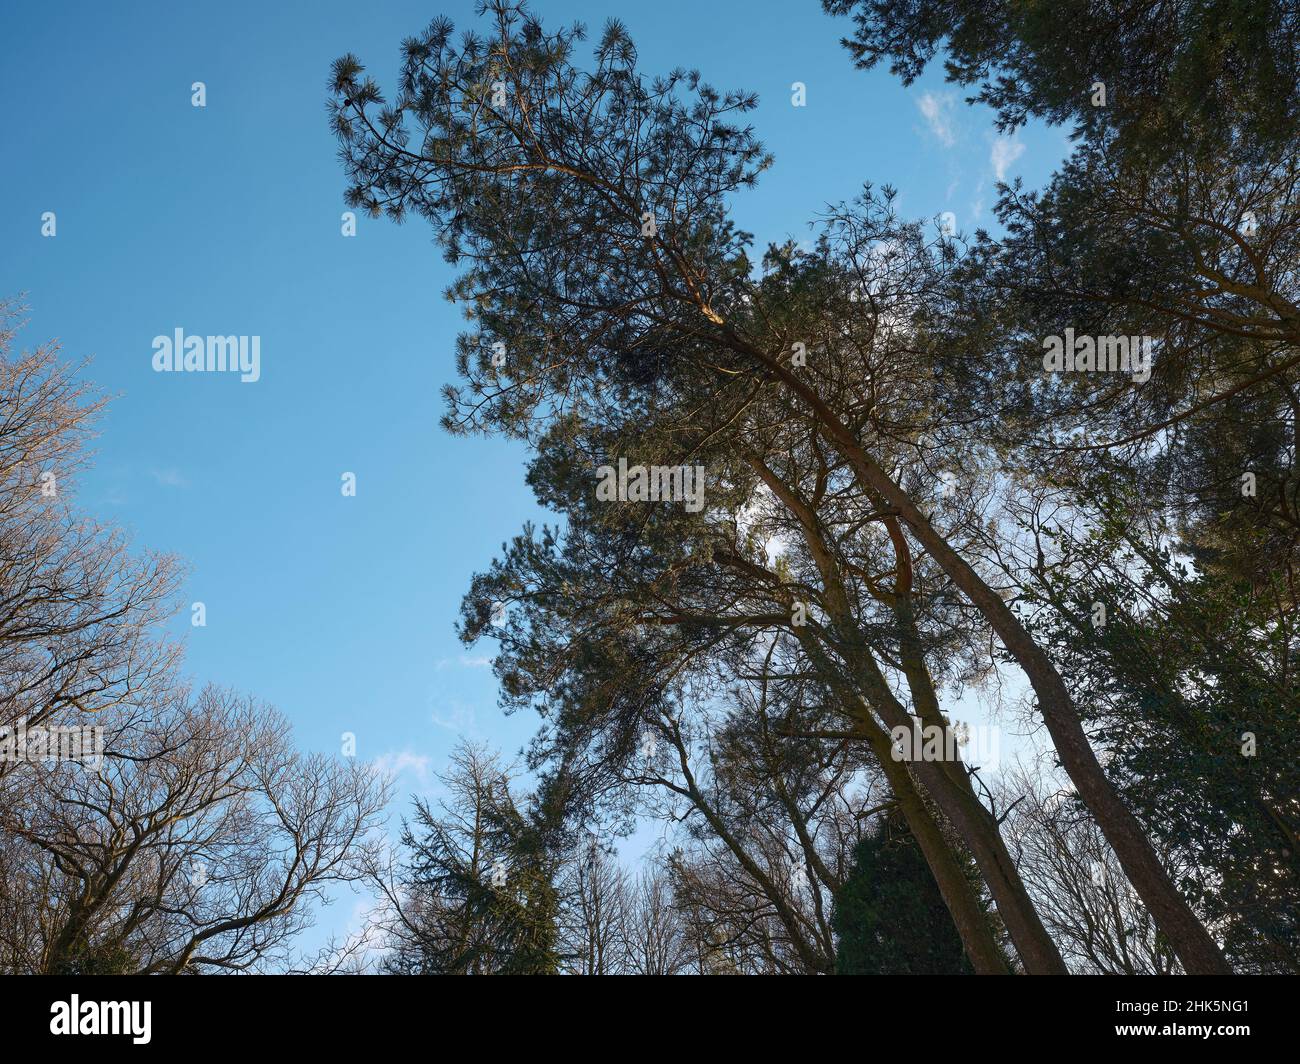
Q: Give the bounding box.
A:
[756,454,1067,973]
[841,442,1230,975]
[736,335,1231,974]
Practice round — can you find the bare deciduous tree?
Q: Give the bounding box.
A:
[622,866,693,975]
[0,685,389,974]
[0,305,181,751]
[556,835,631,975]
[1000,766,1182,975]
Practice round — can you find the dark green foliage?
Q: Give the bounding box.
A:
[833,811,974,974]
[825,10,1300,971]
[1016,484,1300,973]
[822,0,1300,154]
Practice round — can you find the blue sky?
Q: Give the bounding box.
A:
[0,0,1064,952]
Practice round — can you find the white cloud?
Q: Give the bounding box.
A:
[431,703,478,735]
[372,750,432,788]
[916,91,957,147]
[149,467,189,488]
[990,137,1025,182]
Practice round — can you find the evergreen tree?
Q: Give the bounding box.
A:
[329,0,1232,972]
[382,743,561,975]
[833,810,976,974]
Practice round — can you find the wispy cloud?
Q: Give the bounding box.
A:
[969,178,988,225]
[435,654,493,671]
[990,137,1025,182]
[149,467,189,488]
[431,702,478,735]
[371,750,433,788]
[916,91,957,147]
